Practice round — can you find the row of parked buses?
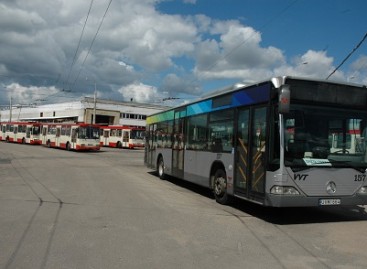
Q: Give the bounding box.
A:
[0,122,145,151]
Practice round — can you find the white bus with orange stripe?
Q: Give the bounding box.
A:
[100,125,145,149]
[41,123,100,151]
[0,122,42,145]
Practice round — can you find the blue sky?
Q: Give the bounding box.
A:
[0,0,366,106]
[158,0,366,59]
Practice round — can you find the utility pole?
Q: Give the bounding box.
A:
[93,82,96,124]
[9,95,12,122]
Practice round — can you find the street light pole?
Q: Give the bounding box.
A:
[93,82,96,124]
[9,95,12,122]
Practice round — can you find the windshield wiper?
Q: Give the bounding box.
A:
[327,159,366,173]
[288,159,367,173]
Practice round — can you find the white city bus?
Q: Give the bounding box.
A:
[41,123,100,151]
[145,76,367,207]
[0,122,42,145]
[100,125,145,149]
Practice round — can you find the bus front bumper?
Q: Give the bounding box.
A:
[265,193,367,207]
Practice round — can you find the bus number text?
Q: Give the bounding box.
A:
[354,175,366,182]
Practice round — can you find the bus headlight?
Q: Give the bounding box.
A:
[270,186,300,195]
[357,186,367,194]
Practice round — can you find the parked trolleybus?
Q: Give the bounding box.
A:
[0,122,42,145]
[100,125,145,149]
[41,123,100,151]
[145,76,367,207]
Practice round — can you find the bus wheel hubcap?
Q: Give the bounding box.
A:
[214,177,226,196]
[159,162,164,176]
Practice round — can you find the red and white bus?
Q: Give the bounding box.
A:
[41,123,100,151]
[100,125,145,149]
[0,122,42,145]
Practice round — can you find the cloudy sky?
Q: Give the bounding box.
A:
[0,0,366,106]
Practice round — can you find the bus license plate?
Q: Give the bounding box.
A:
[319,199,341,206]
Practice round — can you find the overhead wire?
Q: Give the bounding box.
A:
[37,0,95,104]
[326,32,367,80]
[69,0,113,92]
[63,0,95,90]
[165,0,299,101]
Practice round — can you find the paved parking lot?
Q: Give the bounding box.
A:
[1,142,367,269]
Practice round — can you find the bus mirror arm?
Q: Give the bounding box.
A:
[278,84,290,114]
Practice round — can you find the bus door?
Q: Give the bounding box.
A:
[172,111,185,178]
[0,124,4,140]
[249,107,267,198]
[13,126,18,142]
[26,127,31,139]
[56,127,61,147]
[145,124,156,168]
[103,130,109,146]
[235,108,250,195]
[123,130,130,147]
[42,126,47,144]
[71,127,77,148]
[235,107,267,199]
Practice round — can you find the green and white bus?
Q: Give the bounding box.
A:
[145,76,367,207]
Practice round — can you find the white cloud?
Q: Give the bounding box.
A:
[161,73,201,96]
[350,55,367,71]
[348,55,367,84]
[193,22,285,81]
[0,0,365,106]
[183,0,197,4]
[117,82,159,103]
[4,83,59,105]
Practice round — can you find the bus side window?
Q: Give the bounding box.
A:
[211,138,223,152]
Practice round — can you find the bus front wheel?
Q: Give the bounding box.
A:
[157,157,165,180]
[213,169,232,205]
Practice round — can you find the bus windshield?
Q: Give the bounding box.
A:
[131,130,145,140]
[283,104,367,170]
[33,126,40,135]
[78,126,100,139]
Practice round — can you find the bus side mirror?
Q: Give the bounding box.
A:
[279,84,290,114]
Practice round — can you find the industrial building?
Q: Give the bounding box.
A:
[0,97,169,127]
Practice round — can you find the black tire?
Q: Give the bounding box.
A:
[117,141,122,148]
[157,157,165,180]
[213,169,232,205]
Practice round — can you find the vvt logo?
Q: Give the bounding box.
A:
[294,174,309,181]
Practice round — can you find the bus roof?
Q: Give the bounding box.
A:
[146,76,367,124]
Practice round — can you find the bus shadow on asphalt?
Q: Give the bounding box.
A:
[231,201,367,225]
[150,172,367,225]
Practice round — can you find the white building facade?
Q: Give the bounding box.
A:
[0,97,169,127]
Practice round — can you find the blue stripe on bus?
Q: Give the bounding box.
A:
[187,100,212,116]
[147,83,270,123]
[233,84,270,106]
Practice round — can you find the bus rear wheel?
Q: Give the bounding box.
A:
[157,157,165,180]
[213,169,232,205]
